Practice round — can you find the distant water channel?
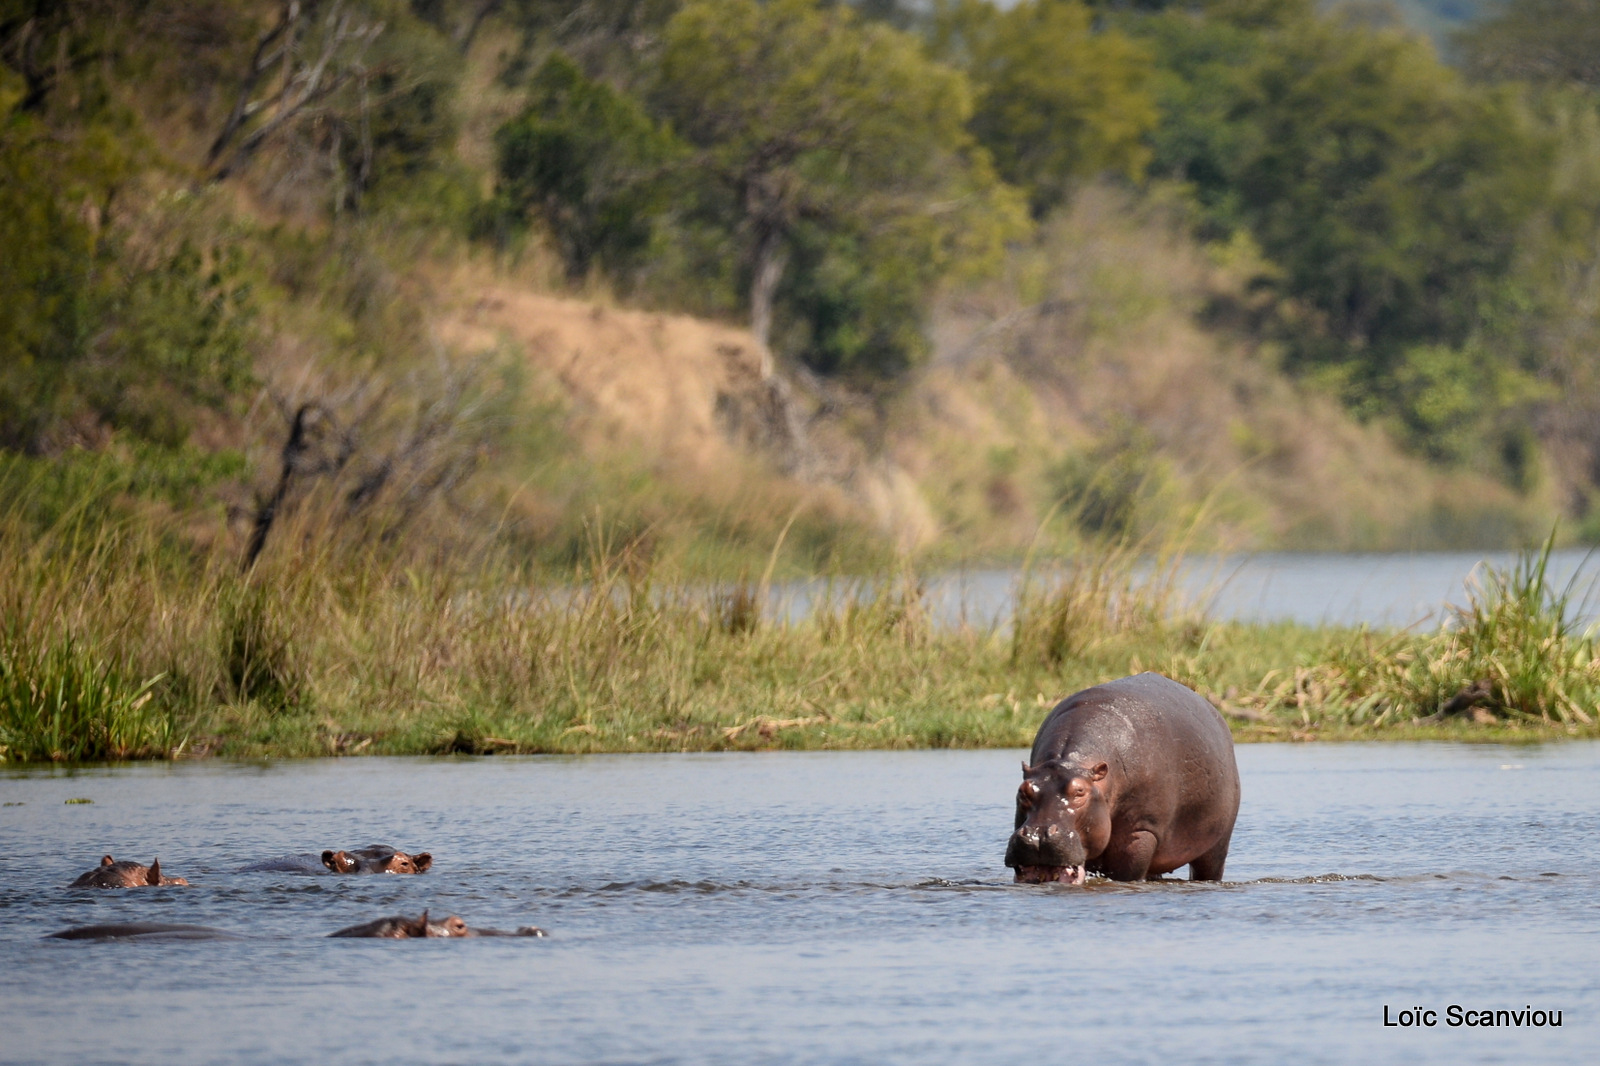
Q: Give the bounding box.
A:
[786,548,1600,631]
[3,746,1596,1064]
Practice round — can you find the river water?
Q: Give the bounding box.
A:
[793,547,1600,630]
[2,744,1595,1065]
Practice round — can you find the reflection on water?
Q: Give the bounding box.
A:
[2,746,1595,1064]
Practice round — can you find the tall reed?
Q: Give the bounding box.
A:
[4,479,1593,762]
[1297,532,1599,725]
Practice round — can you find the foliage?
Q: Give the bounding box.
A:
[1010,542,1190,667]
[1308,532,1600,725]
[931,0,1158,217]
[1047,421,1171,539]
[1136,1,1557,479]
[0,86,256,454]
[653,0,1027,373]
[1456,0,1600,89]
[489,52,679,280]
[489,0,683,90]
[0,634,170,762]
[10,487,1592,764]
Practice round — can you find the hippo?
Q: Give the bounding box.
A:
[234,845,431,875]
[320,845,432,875]
[47,922,237,941]
[69,855,189,888]
[1005,672,1240,885]
[328,910,546,938]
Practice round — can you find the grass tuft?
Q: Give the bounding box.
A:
[0,634,171,762]
[1309,532,1599,726]
[3,497,1597,763]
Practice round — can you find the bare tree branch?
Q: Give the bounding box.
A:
[206,1,385,184]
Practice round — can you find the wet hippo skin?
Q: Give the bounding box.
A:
[329,911,546,938]
[47,922,236,940]
[319,845,432,874]
[69,855,189,888]
[235,845,431,874]
[1005,672,1241,884]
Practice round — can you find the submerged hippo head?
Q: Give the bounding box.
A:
[329,910,545,938]
[425,914,471,937]
[1004,759,1111,885]
[329,910,436,938]
[320,846,432,875]
[69,855,190,888]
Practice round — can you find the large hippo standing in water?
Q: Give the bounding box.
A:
[1005,673,1240,884]
[69,856,189,888]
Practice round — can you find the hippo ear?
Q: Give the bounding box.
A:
[147,859,161,886]
[1020,761,1029,776]
[408,910,430,938]
[322,850,354,873]
[100,855,115,866]
[411,853,432,873]
[1088,761,1108,782]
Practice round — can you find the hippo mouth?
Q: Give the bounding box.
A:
[1013,864,1087,886]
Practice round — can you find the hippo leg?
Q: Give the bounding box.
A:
[1102,829,1159,881]
[1188,834,1231,882]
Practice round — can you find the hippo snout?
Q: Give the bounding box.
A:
[1004,822,1085,873]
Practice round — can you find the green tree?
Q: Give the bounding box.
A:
[1,68,254,455]
[491,53,679,281]
[1143,5,1553,386]
[653,0,1025,374]
[932,0,1157,217]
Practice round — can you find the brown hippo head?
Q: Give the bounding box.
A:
[320,846,432,875]
[425,914,471,937]
[69,855,190,888]
[1004,759,1111,885]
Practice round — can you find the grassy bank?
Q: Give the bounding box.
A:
[4,507,1596,765]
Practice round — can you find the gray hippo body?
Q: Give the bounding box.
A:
[47,922,236,940]
[1005,672,1240,884]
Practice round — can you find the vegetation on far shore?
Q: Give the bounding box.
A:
[8,2,1600,764]
[4,499,1595,764]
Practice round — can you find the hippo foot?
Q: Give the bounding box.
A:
[1013,864,1086,886]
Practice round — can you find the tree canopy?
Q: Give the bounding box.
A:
[651,0,1025,374]
[932,0,1157,217]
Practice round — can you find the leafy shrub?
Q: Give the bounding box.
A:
[488,53,679,280]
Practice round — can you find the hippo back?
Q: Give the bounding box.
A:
[1034,673,1239,827]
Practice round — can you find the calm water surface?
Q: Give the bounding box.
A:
[2,745,1596,1065]
[844,548,1600,629]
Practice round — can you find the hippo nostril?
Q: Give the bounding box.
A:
[1045,825,1060,840]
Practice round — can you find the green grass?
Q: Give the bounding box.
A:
[0,635,169,762]
[2,504,1597,764]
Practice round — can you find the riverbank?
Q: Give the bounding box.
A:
[4,521,1596,763]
